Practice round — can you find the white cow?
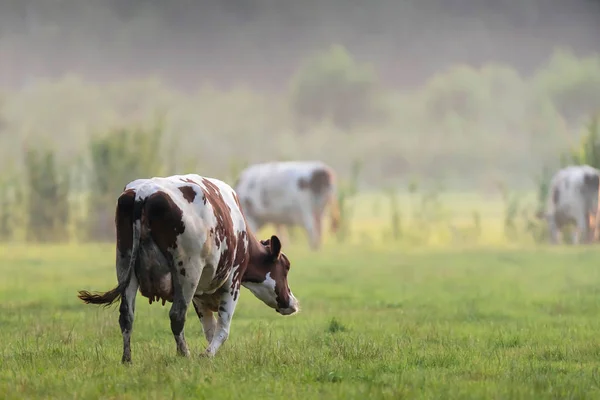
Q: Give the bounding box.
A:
[78,174,299,362]
[234,161,340,251]
[542,165,600,244]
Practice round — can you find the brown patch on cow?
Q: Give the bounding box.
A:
[201,178,239,285]
[180,268,186,276]
[232,193,243,211]
[584,173,600,192]
[552,187,560,205]
[178,261,183,266]
[180,178,207,204]
[115,189,136,257]
[230,230,248,300]
[145,191,185,251]
[136,191,185,305]
[178,186,197,203]
[297,168,332,195]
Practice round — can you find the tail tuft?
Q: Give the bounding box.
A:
[77,285,124,308]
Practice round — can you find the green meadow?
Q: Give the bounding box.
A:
[2,193,600,399]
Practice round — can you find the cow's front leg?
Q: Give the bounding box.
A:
[574,212,590,245]
[192,298,216,343]
[203,285,239,357]
[301,212,320,250]
[548,216,560,245]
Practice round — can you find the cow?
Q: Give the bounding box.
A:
[234,161,340,251]
[77,174,299,363]
[540,165,600,244]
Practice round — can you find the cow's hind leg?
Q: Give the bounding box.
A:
[119,273,139,363]
[115,189,139,364]
[574,212,590,245]
[169,258,201,357]
[313,211,323,249]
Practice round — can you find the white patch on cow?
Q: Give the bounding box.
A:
[544,165,600,244]
[242,272,278,308]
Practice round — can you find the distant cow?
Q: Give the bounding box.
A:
[78,174,299,362]
[541,165,600,244]
[234,161,341,250]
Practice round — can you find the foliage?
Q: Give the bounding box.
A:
[384,186,402,241]
[289,45,382,130]
[1,48,592,188]
[533,49,600,125]
[23,147,70,242]
[86,120,166,240]
[335,159,362,243]
[2,48,600,245]
[0,174,24,241]
[561,112,600,168]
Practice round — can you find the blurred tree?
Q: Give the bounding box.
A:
[562,112,600,168]
[533,49,600,126]
[24,147,70,242]
[87,120,166,240]
[288,44,383,130]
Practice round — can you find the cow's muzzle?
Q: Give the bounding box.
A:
[276,306,298,316]
[276,294,299,315]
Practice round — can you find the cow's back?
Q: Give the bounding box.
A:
[123,174,249,298]
[235,161,334,221]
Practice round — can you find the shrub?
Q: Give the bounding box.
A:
[24,147,70,242]
[0,173,24,241]
[288,44,383,130]
[561,112,600,168]
[533,49,600,126]
[86,120,166,240]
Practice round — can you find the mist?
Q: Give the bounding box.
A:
[1,0,599,92]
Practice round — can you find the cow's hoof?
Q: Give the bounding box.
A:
[200,350,215,358]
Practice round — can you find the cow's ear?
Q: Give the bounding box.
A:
[269,235,282,259]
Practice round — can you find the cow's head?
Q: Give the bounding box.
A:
[242,235,299,316]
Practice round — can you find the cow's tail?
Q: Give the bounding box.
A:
[77,198,143,308]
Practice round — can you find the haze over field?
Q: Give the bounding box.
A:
[1,0,600,196]
[1,0,600,91]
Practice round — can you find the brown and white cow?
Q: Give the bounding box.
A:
[540,165,600,244]
[234,161,340,251]
[78,174,299,362]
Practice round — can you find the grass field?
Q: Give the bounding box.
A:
[3,236,600,399]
